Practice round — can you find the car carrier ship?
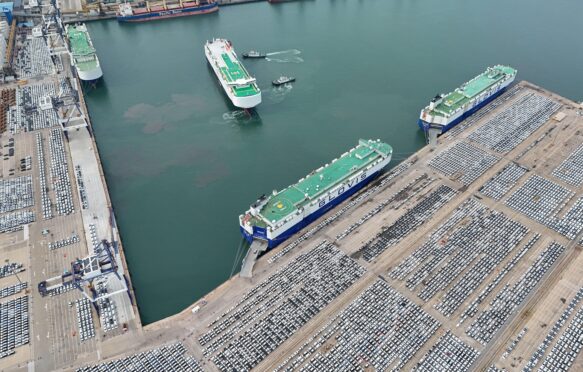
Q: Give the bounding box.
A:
[239,139,392,277]
[418,65,517,134]
[205,38,261,109]
[66,24,103,83]
[240,139,392,248]
[117,0,218,22]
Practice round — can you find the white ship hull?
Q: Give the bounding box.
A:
[67,23,103,83]
[76,63,103,82]
[240,153,391,247]
[419,74,515,132]
[205,40,261,109]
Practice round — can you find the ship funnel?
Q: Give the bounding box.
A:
[272,189,277,196]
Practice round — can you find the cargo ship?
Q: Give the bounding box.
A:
[205,38,261,109]
[117,0,218,22]
[66,24,103,82]
[418,65,517,134]
[240,139,392,248]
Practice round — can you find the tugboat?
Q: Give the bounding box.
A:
[242,50,266,59]
[272,76,295,86]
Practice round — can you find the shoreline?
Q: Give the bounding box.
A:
[72,80,583,371]
[75,76,143,329]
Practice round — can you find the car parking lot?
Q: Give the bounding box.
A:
[83,82,580,372]
[3,27,583,371]
[0,7,140,371]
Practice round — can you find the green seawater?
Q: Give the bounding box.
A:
[85,0,583,324]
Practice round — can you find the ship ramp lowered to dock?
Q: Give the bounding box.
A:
[240,240,268,278]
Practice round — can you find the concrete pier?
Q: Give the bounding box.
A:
[58,80,583,371]
[0,4,141,371]
[3,3,583,370]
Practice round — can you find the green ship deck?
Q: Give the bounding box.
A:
[67,26,98,72]
[257,140,391,225]
[219,53,259,97]
[429,65,516,118]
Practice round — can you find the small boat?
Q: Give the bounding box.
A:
[242,50,266,59]
[272,76,295,86]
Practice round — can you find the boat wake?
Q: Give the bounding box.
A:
[268,85,293,103]
[266,57,304,63]
[220,109,261,125]
[265,49,303,63]
[266,49,301,56]
[222,110,250,122]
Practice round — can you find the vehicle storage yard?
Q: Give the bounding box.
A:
[0,96,142,371]
[61,81,583,372]
[0,3,141,371]
[2,5,583,372]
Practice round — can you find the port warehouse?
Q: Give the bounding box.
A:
[1,2,583,372]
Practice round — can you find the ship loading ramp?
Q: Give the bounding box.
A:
[240,240,268,278]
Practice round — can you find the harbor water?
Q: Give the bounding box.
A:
[84,0,583,324]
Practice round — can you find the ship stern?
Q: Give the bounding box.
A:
[232,92,262,109]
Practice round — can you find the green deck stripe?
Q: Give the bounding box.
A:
[256,140,391,224]
[429,65,516,117]
[220,53,259,97]
[67,25,98,72]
